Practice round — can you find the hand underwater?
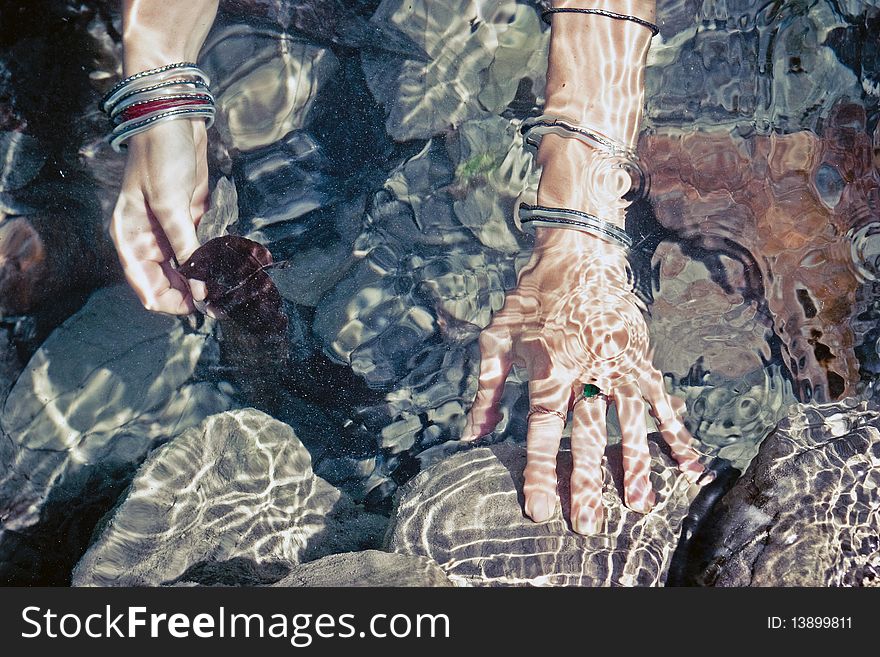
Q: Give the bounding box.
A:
[109,0,219,315]
[110,119,209,315]
[462,229,714,534]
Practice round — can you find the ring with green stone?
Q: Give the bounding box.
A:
[582,384,602,398]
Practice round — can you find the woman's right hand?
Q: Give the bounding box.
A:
[109,118,209,314]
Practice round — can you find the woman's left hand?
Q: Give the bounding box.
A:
[462,228,712,534]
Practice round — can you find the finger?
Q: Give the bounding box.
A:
[148,188,205,304]
[523,371,573,523]
[462,324,513,441]
[147,193,200,266]
[202,300,223,320]
[640,365,713,485]
[189,278,208,303]
[110,201,194,315]
[188,161,210,303]
[122,253,195,315]
[160,259,198,315]
[569,392,608,534]
[191,121,210,226]
[613,381,655,513]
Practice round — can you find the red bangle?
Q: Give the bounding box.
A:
[116,96,213,124]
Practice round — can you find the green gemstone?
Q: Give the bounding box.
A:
[582,384,601,398]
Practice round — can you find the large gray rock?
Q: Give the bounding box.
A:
[272,550,453,587]
[0,285,233,580]
[689,399,880,586]
[73,409,387,587]
[386,441,703,586]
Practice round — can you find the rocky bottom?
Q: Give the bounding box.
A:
[61,399,880,587]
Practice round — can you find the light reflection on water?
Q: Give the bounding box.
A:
[0,0,877,584]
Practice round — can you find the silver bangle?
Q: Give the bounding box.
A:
[520,114,634,159]
[518,203,632,251]
[101,62,216,152]
[102,61,200,96]
[109,107,216,152]
[108,78,210,114]
[540,8,660,37]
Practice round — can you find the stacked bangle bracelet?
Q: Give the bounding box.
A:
[518,202,633,252]
[518,6,658,251]
[99,62,216,152]
[518,113,643,251]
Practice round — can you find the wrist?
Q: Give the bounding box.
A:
[552,0,655,22]
[534,134,630,227]
[122,0,219,75]
[532,226,628,260]
[123,48,199,76]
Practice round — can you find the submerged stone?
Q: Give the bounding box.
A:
[73,408,387,587]
[196,176,239,243]
[684,398,880,586]
[446,115,537,255]
[0,132,45,193]
[643,105,877,403]
[221,0,429,59]
[0,285,233,583]
[270,549,453,587]
[647,1,863,133]
[386,441,702,586]
[677,365,797,470]
[363,0,548,140]
[201,22,339,153]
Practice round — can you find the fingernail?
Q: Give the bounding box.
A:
[572,508,602,535]
[189,279,207,302]
[194,297,222,320]
[682,467,702,484]
[625,489,655,514]
[527,493,554,522]
[696,468,717,486]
